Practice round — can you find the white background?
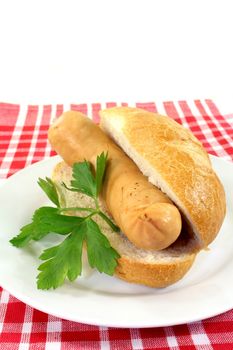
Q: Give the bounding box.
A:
[0,0,233,113]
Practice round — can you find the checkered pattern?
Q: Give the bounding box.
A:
[0,100,233,349]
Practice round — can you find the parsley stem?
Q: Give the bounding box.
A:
[97,211,120,232]
[94,197,99,210]
[58,207,96,213]
[59,207,119,232]
[84,212,98,220]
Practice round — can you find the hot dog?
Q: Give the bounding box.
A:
[48,111,182,250]
[49,107,226,288]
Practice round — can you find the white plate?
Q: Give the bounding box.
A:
[0,155,232,328]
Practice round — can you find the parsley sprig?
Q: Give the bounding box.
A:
[10,152,120,290]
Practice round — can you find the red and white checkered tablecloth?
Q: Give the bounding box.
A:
[0,100,233,349]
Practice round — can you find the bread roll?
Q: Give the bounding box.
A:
[100,107,226,247]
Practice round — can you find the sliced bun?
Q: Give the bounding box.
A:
[100,107,226,248]
[52,162,196,288]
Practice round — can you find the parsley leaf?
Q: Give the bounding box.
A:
[10,152,121,290]
[95,152,108,197]
[67,151,108,199]
[85,218,120,274]
[10,207,84,247]
[71,161,96,198]
[37,218,120,290]
[38,177,60,207]
[37,227,85,290]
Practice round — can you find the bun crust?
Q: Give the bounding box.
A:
[52,162,196,288]
[100,107,226,247]
[115,254,195,288]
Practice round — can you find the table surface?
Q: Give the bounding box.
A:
[1,0,233,113]
[0,100,233,349]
